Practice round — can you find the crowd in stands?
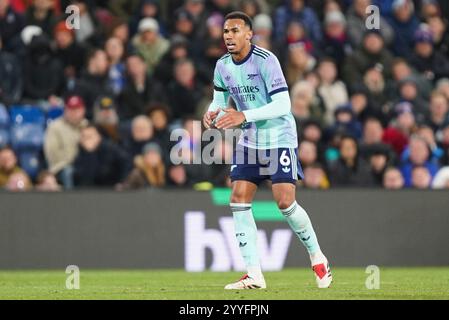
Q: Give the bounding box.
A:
[1,0,449,191]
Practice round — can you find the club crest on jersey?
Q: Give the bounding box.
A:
[247,73,259,80]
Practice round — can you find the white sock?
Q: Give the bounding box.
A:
[247,266,263,280]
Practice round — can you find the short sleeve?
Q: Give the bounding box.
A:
[261,54,289,97]
[213,63,227,92]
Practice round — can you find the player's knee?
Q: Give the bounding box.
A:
[230,194,249,204]
[276,196,295,210]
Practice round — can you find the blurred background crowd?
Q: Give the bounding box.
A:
[1,0,449,191]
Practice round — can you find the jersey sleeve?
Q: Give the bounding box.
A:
[260,54,289,97]
[208,63,229,112]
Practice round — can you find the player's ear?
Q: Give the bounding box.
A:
[246,30,253,41]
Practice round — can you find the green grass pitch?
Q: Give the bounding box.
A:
[0,268,448,300]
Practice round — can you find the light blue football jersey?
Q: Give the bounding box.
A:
[212,45,298,149]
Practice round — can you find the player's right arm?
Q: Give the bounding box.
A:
[203,63,230,129]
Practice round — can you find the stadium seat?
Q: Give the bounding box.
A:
[0,129,9,147]
[9,105,46,126]
[46,107,64,126]
[10,123,45,150]
[18,150,42,179]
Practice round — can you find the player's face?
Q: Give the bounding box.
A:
[223,19,252,55]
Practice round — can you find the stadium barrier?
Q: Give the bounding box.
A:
[0,189,448,270]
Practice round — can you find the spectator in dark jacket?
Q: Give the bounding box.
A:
[53,20,86,80]
[167,58,204,120]
[328,135,375,187]
[23,34,64,102]
[0,0,24,52]
[386,0,419,59]
[273,0,322,45]
[320,10,352,67]
[73,125,131,187]
[118,53,166,121]
[408,26,449,82]
[24,0,58,37]
[73,48,112,119]
[0,36,22,105]
[342,30,394,88]
[122,115,155,160]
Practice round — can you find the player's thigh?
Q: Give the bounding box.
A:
[230,180,258,203]
[272,183,296,209]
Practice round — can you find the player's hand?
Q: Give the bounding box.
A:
[215,108,246,129]
[203,110,220,129]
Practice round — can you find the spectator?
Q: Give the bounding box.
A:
[302,163,330,189]
[427,16,449,58]
[389,58,432,102]
[198,13,227,76]
[25,0,57,37]
[167,58,205,120]
[400,135,440,187]
[362,65,391,120]
[382,166,405,189]
[120,141,166,189]
[436,78,449,101]
[326,104,362,140]
[74,48,112,119]
[320,10,352,67]
[172,8,202,58]
[23,34,64,102]
[298,140,318,168]
[131,17,169,75]
[411,166,432,189]
[408,25,449,82]
[0,35,22,105]
[273,0,322,44]
[386,0,419,59]
[328,135,375,187]
[284,37,317,86]
[348,85,382,124]
[0,0,24,52]
[316,58,348,124]
[147,103,172,154]
[73,125,130,187]
[395,78,429,123]
[382,102,416,156]
[105,36,126,96]
[123,115,155,160]
[71,0,98,45]
[92,95,121,143]
[365,143,393,186]
[432,166,449,189]
[35,170,61,191]
[44,95,88,189]
[207,0,235,16]
[253,13,272,39]
[0,146,29,187]
[342,30,393,88]
[360,117,385,153]
[118,53,165,121]
[426,90,449,136]
[108,17,130,45]
[346,0,394,47]
[4,171,32,191]
[128,0,165,37]
[167,164,188,187]
[53,20,86,80]
[154,35,191,86]
[290,80,325,126]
